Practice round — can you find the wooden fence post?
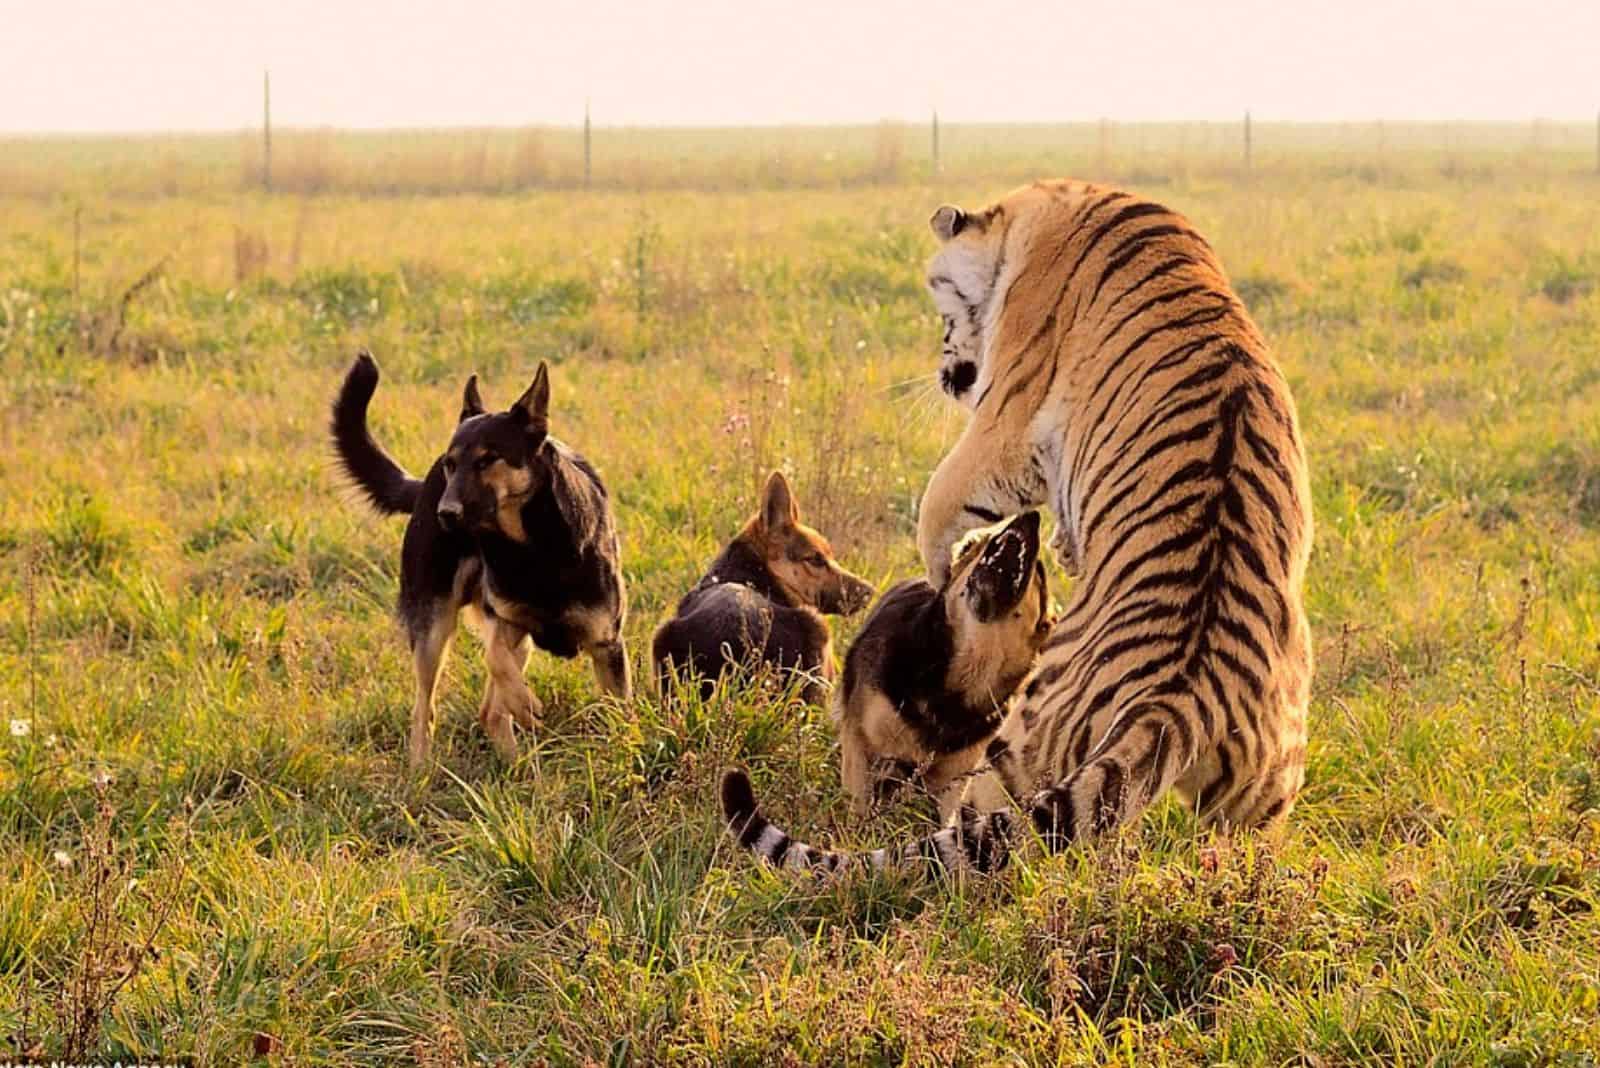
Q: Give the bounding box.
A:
[1244,110,1252,173]
[263,69,272,193]
[931,110,940,175]
[583,100,592,190]
[72,203,82,315]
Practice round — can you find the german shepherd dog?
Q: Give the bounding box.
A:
[331,351,630,770]
[836,511,1051,820]
[651,472,874,705]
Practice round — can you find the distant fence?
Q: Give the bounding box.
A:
[4,114,1598,200]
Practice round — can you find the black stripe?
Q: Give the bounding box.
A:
[1068,335,1223,498]
[963,503,1003,523]
[1088,225,1203,309]
[1105,255,1200,315]
[1093,763,1127,834]
[1241,422,1297,494]
[1084,416,1218,522]
[1081,457,1212,556]
[1210,388,1247,475]
[1236,466,1293,573]
[1212,646,1264,700]
[737,812,768,849]
[1031,786,1076,851]
[1214,612,1272,667]
[1101,284,1211,346]
[1196,744,1235,815]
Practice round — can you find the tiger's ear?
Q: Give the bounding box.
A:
[965,512,1042,622]
[511,362,550,436]
[759,470,800,532]
[930,204,967,242]
[459,374,487,423]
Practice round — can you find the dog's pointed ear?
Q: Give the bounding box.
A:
[966,512,1041,622]
[512,362,550,436]
[930,204,967,242]
[459,374,487,423]
[760,470,800,532]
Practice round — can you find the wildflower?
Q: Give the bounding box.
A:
[53,850,73,868]
[9,719,30,737]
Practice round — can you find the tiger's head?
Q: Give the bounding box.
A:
[925,202,1006,409]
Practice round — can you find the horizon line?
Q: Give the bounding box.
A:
[3,115,1598,139]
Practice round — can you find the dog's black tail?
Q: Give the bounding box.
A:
[330,351,423,516]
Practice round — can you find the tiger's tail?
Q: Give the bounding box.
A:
[718,769,1016,876]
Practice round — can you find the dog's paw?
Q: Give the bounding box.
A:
[508,687,543,731]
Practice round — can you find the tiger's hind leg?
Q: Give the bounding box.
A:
[1029,697,1206,849]
[1187,745,1305,832]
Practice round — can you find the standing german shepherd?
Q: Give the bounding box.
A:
[651,472,874,705]
[331,351,630,770]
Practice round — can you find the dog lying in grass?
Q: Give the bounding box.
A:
[651,471,874,705]
[835,512,1051,820]
[331,350,630,770]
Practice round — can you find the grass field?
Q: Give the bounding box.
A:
[2,125,1599,1064]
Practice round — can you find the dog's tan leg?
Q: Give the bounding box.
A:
[923,752,984,824]
[839,723,873,819]
[408,611,458,773]
[482,620,539,763]
[589,638,631,700]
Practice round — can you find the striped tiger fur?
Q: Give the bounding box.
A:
[722,179,1313,875]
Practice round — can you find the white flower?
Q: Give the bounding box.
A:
[53,850,73,868]
[9,719,30,737]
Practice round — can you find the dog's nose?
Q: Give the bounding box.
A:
[436,505,462,532]
[847,578,875,614]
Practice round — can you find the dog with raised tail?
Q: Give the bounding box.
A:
[331,350,629,770]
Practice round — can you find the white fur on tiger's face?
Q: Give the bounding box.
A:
[925,204,1007,410]
[721,179,1313,880]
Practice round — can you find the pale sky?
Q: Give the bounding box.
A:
[3,0,1597,132]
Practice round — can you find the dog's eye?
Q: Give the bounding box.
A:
[442,457,456,475]
[809,553,828,567]
[474,455,495,471]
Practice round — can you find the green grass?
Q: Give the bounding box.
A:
[1,130,1598,1064]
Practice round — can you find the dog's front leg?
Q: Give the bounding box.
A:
[482,619,540,763]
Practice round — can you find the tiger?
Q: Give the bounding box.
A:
[721,178,1313,875]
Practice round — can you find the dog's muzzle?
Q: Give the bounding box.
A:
[436,504,464,532]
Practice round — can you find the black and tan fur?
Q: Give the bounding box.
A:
[836,511,1051,820]
[652,472,874,705]
[332,351,629,770]
[723,179,1312,875]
